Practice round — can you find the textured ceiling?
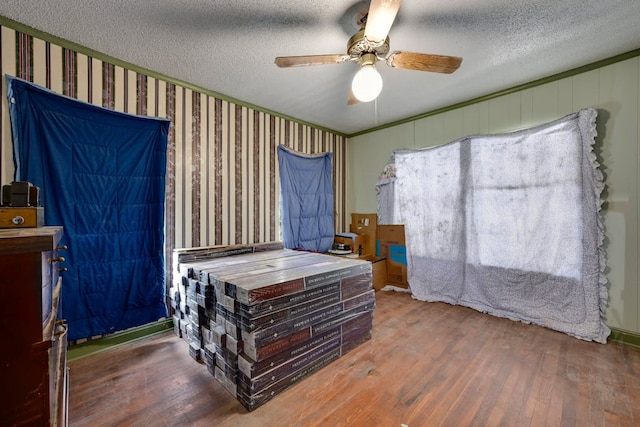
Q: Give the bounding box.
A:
[1,1,640,135]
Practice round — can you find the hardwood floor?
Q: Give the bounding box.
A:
[68,291,640,427]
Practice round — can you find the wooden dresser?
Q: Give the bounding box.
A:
[0,226,68,426]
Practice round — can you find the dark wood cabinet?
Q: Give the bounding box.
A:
[0,227,68,426]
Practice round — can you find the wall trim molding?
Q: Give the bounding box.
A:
[609,327,640,349]
[67,318,174,361]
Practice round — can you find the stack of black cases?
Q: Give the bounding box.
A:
[171,243,375,411]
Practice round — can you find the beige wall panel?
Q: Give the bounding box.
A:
[228,104,237,245]
[334,132,344,230]
[258,112,267,243]
[156,80,166,118]
[289,121,296,150]
[417,114,445,148]
[477,101,490,135]
[273,117,281,242]
[571,70,600,111]
[487,95,513,134]
[238,106,247,244]
[383,121,414,147]
[76,53,89,102]
[91,58,102,107]
[246,108,254,244]
[307,126,313,153]
[199,93,208,245]
[206,96,217,245]
[314,128,321,153]
[442,108,464,143]
[173,87,184,248]
[114,66,124,112]
[263,113,271,243]
[557,78,574,117]
[333,132,339,230]
[146,77,156,117]
[297,122,303,150]
[347,132,382,214]
[507,92,523,130]
[32,38,46,87]
[348,122,413,214]
[113,65,126,112]
[300,122,306,152]
[530,81,560,125]
[1,27,16,184]
[126,69,136,114]
[324,131,330,152]
[294,121,300,150]
[182,88,193,247]
[298,123,305,151]
[49,44,62,94]
[598,59,639,331]
[461,103,481,137]
[606,209,630,328]
[520,88,534,128]
[220,100,230,245]
[335,133,341,221]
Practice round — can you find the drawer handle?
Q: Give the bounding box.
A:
[56,245,68,250]
[49,256,65,263]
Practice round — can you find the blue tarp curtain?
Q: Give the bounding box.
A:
[277,145,334,253]
[6,76,170,341]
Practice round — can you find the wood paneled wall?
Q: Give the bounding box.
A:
[0,25,348,284]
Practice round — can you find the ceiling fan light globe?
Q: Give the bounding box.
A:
[351,65,383,102]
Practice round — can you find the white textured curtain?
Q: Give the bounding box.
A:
[377,109,609,343]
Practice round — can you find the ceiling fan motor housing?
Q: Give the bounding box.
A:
[347,29,390,61]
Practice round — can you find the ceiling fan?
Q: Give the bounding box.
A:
[275,0,462,104]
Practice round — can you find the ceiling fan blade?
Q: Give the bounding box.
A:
[364,0,402,44]
[347,89,360,106]
[275,54,350,68]
[386,51,462,74]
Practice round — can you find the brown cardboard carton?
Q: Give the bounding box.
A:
[376,225,407,288]
[350,213,377,256]
[359,254,387,291]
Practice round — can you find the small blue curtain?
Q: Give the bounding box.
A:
[277,145,334,253]
[6,76,170,341]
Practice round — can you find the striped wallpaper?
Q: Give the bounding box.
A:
[0,25,348,285]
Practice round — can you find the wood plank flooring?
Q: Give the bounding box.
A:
[68,290,640,427]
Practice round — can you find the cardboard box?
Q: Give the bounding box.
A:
[376,225,407,288]
[333,233,366,254]
[359,255,387,291]
[349,213,377,256]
